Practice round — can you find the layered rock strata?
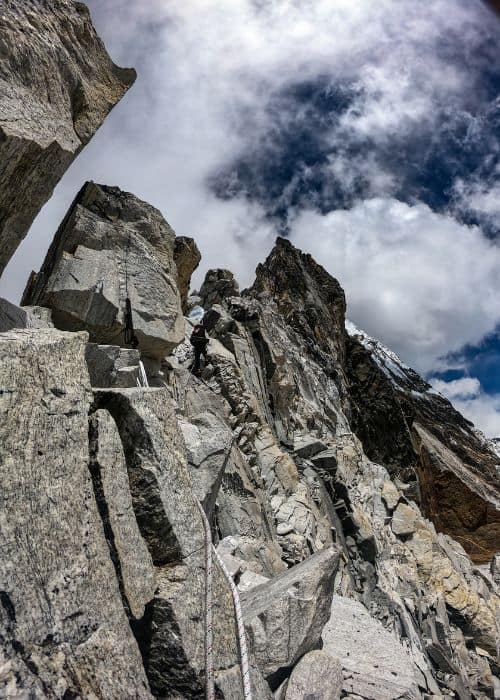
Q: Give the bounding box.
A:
[346,322,500,563]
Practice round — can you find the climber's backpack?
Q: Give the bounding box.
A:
[190,325,208,348]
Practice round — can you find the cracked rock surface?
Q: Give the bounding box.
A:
[0,0,135,276]
[23,182,185,359]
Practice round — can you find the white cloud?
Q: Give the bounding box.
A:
[432,377,482,400]
[432,378,500,438]
[1,0,495,302]
[290,198,500,373]
[453,173,500,219]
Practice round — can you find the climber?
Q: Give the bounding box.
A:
[190,321,209,375]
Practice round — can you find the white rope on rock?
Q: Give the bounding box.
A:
[138,360,149,388]
[197,501,215,700]
[196,502,253,700]
[212,547,253,700]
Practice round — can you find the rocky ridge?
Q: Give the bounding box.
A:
[1,217,498,698]
[0,3,499,698]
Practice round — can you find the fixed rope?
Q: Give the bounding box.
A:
[122,229,139,349]
[196,502,253,700]
[197,502,215,700]
[212,548,253,700]
[137,360,149,388]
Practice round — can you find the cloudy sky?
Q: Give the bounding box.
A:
[1,0,500,434]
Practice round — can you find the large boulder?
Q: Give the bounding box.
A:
[0,0,135,277]
[284,650,343,700]
[322,596,422,700]
[199,268,240,307]
[173,236,201,312]
[0,328,151,698]
[23,182,185,359]
[241,547,339,687]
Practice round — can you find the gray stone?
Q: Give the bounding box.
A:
[322,596,421,700]
[293,437,327,459]
[238,569,270,592]
[199,268,240,307]
[173,236,201,312]
[285,650,342,700]
[0,297,28,331]
[23,182,184,359]
[0,328,151,698]
[217,535,286,579]
[0,297,53,332]
[0,0,135,276]
[381,480,401,511]
[241,547,339,683]
[90,409,155,619]
[85,343,142,388]
[391,503,418,536]
[92,387,243,697]
[179,409,233,522]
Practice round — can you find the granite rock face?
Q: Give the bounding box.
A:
[322,596,421,699]
[0,0,135,277]
[23,182,185,359]
[241,548,339,686]
[173,236,201,312]
[1,229,499,700]
[0,329,151,698]
[346,322,500,563]
[284,650,342,700]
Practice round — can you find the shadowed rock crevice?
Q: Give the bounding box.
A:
[87,412,135,620]
[92,392,183,564]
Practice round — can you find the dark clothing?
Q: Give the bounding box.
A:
[190,324,209,374]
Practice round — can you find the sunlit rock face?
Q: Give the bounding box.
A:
[1,234,499,699]
[22,182,185,360]
[0,0,135,277]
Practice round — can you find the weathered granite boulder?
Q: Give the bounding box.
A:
[322,596,421,700]
[0,0,135,277]
[23,182,185,359]
[241,547,339,687]
[85,343,142,388]
[91,387,254,698]
[173,236,201,312]
[0,328,151,698]
[0,297,53,332]
[284,650,343,700]
[199,268,240,307]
